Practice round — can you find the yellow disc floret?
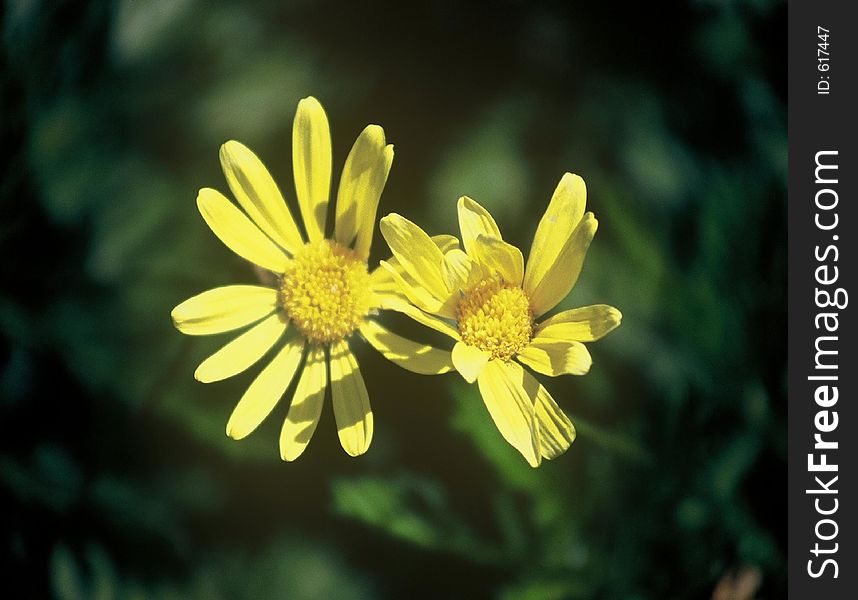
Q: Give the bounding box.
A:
[279,240,371,344]
[457,279,533,361]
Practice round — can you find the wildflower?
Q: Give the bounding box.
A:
[378,174,621,466]
[172,97,452,460]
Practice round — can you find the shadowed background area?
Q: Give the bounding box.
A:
[1,0,786,597]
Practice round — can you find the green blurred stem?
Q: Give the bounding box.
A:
[569,415,653,466]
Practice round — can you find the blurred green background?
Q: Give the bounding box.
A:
[1,0,786,598]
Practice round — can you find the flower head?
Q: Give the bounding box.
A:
[171,97,453,460]
[378,173,622,466]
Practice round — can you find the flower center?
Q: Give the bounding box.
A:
[279,240,371,344]
[457,279,533,361]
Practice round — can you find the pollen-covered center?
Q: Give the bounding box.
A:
[279,240,371,344]
[457,279,533,361]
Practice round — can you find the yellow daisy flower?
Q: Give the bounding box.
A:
[378,173,621,467]
[171,97,453,461]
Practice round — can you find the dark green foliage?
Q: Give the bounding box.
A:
[1,0,786,597]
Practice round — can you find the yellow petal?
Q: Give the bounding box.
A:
[356,144,394,259]
[524,173,587,295]
[225,338,304,439]
[527,212,598,317]
[452,341,490,383]
[368,264,404,307]
[219,140,304,254]
[477,360,541,467]
[292,96,332,242]
[431,234,460,253]
[379,213,449,301]
[197,188,290,273]
[370,233,460,303]
[360,320,454,375]
[334,125,385,246]
[532,379,576,459]
[335,124,394,257]
[194,313,289,383]
[536,304,622,342]
[330,340,373,456]
[371,233,464,314]
[376,293,461,341]
[517,338,592,377]
[457,196,501,253]
[442,248,476,294]
[378,260,448,315]
[171,285,278,335]
[472,234,524,287]
[280,345,327,461]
